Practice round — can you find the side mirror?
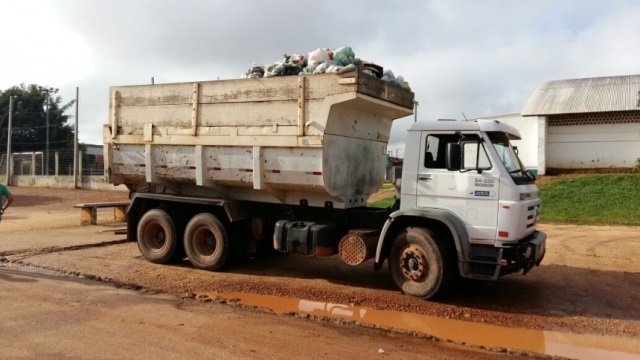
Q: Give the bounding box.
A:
[446,143,461,171]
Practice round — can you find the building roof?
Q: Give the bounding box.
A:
[84,144,103,156]
[521,74,640,116]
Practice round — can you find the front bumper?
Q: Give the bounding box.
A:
[514,230,546,274]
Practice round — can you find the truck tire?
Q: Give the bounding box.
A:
[184,213,228,271]
[389,227,453,300]
[137,209,178,264]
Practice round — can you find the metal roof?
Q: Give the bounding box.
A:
[521,74,640,116]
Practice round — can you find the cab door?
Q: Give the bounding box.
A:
[415,132,500,241]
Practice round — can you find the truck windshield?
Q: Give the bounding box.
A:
[487,132,534,183]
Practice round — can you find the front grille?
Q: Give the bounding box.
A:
[525,204,539,229]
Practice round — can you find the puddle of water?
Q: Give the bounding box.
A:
[202,291,640,360]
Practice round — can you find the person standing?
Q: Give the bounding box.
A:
[0,182,13,220]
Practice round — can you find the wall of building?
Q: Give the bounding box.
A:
[10,175,128,192]
[547,121,640,169]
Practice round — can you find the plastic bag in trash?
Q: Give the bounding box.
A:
[287,53,308,67]
[313,60,339,74]
[333,46,355,66]
[264,62,284,77]
[308,48,334,64]
[381,69,395,81]
[337,64,358,74]
[313,63,329,74]
[249,63,265,78]
[390,75,404,87]
[303,63,318,74]
[241,62,265,78]
[381,69,410,89]
[326,65,343,73]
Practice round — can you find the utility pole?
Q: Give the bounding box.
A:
[38,86,58,175]
[5,96,15,185]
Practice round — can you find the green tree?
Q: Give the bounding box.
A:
[0,83,76,154]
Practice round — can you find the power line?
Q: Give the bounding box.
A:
[10,140,73,145]
[10,124,72,130]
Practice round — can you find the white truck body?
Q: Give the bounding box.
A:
[389,120,545,281]
[104,72,413,208]
[105,71,546,300]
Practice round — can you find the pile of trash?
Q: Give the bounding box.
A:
[241,46,409,89]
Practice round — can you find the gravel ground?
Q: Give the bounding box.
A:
[1,186,639,341]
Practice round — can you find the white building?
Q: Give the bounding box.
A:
[483,74,640,175]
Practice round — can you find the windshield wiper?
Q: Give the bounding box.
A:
[524,169,536,181]
[509,168,536,181]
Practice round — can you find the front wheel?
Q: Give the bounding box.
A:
[184,213,229,271]
[389,227,454,300]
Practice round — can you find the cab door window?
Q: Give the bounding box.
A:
[424,133,490,169]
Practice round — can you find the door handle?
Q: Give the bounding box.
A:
[418,175,432,182]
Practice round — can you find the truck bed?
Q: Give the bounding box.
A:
[104,71,414,209]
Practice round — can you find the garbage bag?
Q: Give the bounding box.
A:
[381,69,395,81]
[337,64,358,74]
[308,48,334,64]
[333,46,355,66]
[241,62,265,78]
[264,62,284,77]
[313,60,339,74]
[326,64,343,73]
[390,75,404,87]
[287,53,307,67]
[303,63,318,74]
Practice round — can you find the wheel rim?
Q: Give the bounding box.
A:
[144,222,166,250]
[193,226,217,257]
[399,244,429,283]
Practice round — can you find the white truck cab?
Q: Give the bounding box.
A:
[375,120,546,298]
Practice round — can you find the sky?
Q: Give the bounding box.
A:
[1,0,639,156]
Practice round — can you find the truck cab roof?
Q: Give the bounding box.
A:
[408,119,521,140]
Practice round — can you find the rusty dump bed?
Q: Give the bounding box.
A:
[104,71,414,209]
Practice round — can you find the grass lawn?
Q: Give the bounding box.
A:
[368,197,395,208]
[538,173,640,226]
[368,173,640,226]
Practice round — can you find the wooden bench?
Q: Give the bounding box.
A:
[73,201,130,226]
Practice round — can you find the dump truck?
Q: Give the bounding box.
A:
[104,70,546,299]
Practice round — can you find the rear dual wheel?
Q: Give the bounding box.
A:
[137,209,179,264]
[184,213,229,271]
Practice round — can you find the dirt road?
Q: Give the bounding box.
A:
[1,186,639,358]
[4,266,511,360]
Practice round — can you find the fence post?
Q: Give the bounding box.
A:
[6,96,14,185]
[31,152,36,176]
[74,87,79,189]
[55,151,59,177]
[78,151,83,189]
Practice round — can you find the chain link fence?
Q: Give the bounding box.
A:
[0,148,103,177]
